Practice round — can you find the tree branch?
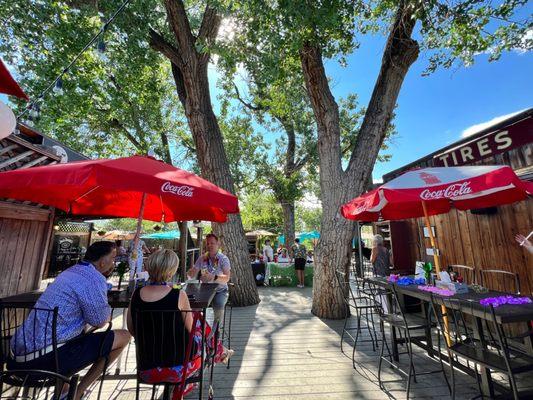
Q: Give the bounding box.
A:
[171,63,187,106]
[163,0,196,58]
[159,131,173,164]
[149,28,183,69]
[293,153,311,173]
[197,5,222,65]
[346,2,419,181]
[234,83,265,112]
[198,5,222,43]
[109,117,144,151]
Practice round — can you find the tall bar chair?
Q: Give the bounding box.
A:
[373,284,449,399]
[0,303,80,400]
[430,295,533,400]
[335,270,377,368]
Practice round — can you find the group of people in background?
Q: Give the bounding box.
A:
[261,238,312,288]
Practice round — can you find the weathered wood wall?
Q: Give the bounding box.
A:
[0,133,60,297]
[0,202,55,297]
[409,200,533,295]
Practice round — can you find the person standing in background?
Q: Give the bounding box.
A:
[262,239,274,262]
[291,238,307,288]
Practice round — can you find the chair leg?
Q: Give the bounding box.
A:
[227,304,233,369]
[352,331,358,370]
[96,355,110,400]
[436,329,451,394]
[378,323,386,389]
[406,339,414,400]
[508,372,520,400]
[355,316,362,347]
[449,353,456,400]
[135,380,140,400]
[364,307,376,351]
[340,312,348,353]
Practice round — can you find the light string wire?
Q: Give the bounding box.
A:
[17,0,133,119]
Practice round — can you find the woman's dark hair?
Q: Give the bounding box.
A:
[84,241,116,263]
[115,240,122,247]
[205,233,219,241]
[295,238,300,243]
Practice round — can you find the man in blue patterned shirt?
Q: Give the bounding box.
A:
[9,241,131,400]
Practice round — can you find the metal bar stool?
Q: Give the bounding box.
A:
[375,284,449,399]
[335,270,377,369]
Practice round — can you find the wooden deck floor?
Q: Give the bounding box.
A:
[85,286,530,399]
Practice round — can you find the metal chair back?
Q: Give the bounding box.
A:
[0,303,78,398]
[479,269,521,294]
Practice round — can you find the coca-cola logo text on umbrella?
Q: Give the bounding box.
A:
[420,182,473,200]
[161,182,194,197]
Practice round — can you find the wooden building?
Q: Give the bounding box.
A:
[0,124,88,297]
[378,108,532,295]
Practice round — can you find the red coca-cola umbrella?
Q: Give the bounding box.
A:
[341,165,533,275]
[0,155,238,223]
[0,155,239,272]
[0,59,28,100]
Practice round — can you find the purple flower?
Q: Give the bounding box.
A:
[417,285,454,297]
[480,295,532,307]
[387,274,399,283]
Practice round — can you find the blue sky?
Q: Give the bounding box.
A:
[209,32,532,183]
[324,33,533,181]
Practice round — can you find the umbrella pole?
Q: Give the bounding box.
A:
[130,192,147,280]
[422,201,450,346]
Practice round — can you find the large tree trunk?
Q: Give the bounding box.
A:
[300,3,419,319]
[281,201,295,250]
[151,1,259,306]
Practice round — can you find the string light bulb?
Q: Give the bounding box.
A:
[54,77,64,95]
[29,103,41,120]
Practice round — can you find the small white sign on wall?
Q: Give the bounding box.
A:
[426,248,435,256]
[423,226,436,238]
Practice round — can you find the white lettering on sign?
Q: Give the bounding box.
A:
[460,147,474,162]
[161,182,194,197]
[494,130,512,150]
[433,128,522,167]
[438,154,450,167]
[477,138,491,156]
[420,182,473,200]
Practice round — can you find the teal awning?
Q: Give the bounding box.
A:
[278,230,320,244]
[141,230,180,240]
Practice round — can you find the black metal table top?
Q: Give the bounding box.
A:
[366,276,533,324]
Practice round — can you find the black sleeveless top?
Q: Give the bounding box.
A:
[130,287,188,370]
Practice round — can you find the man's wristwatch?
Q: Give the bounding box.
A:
[214,274,218,281]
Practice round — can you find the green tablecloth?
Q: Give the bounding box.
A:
[266,262,314,287]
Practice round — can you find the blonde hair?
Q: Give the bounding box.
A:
[145,249,179,283]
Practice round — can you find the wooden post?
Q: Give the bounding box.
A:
[197,225,204,256]
[178,221,188,282]
[422,200,450,345]
[130,192,147,280]
[421,201,440,274]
